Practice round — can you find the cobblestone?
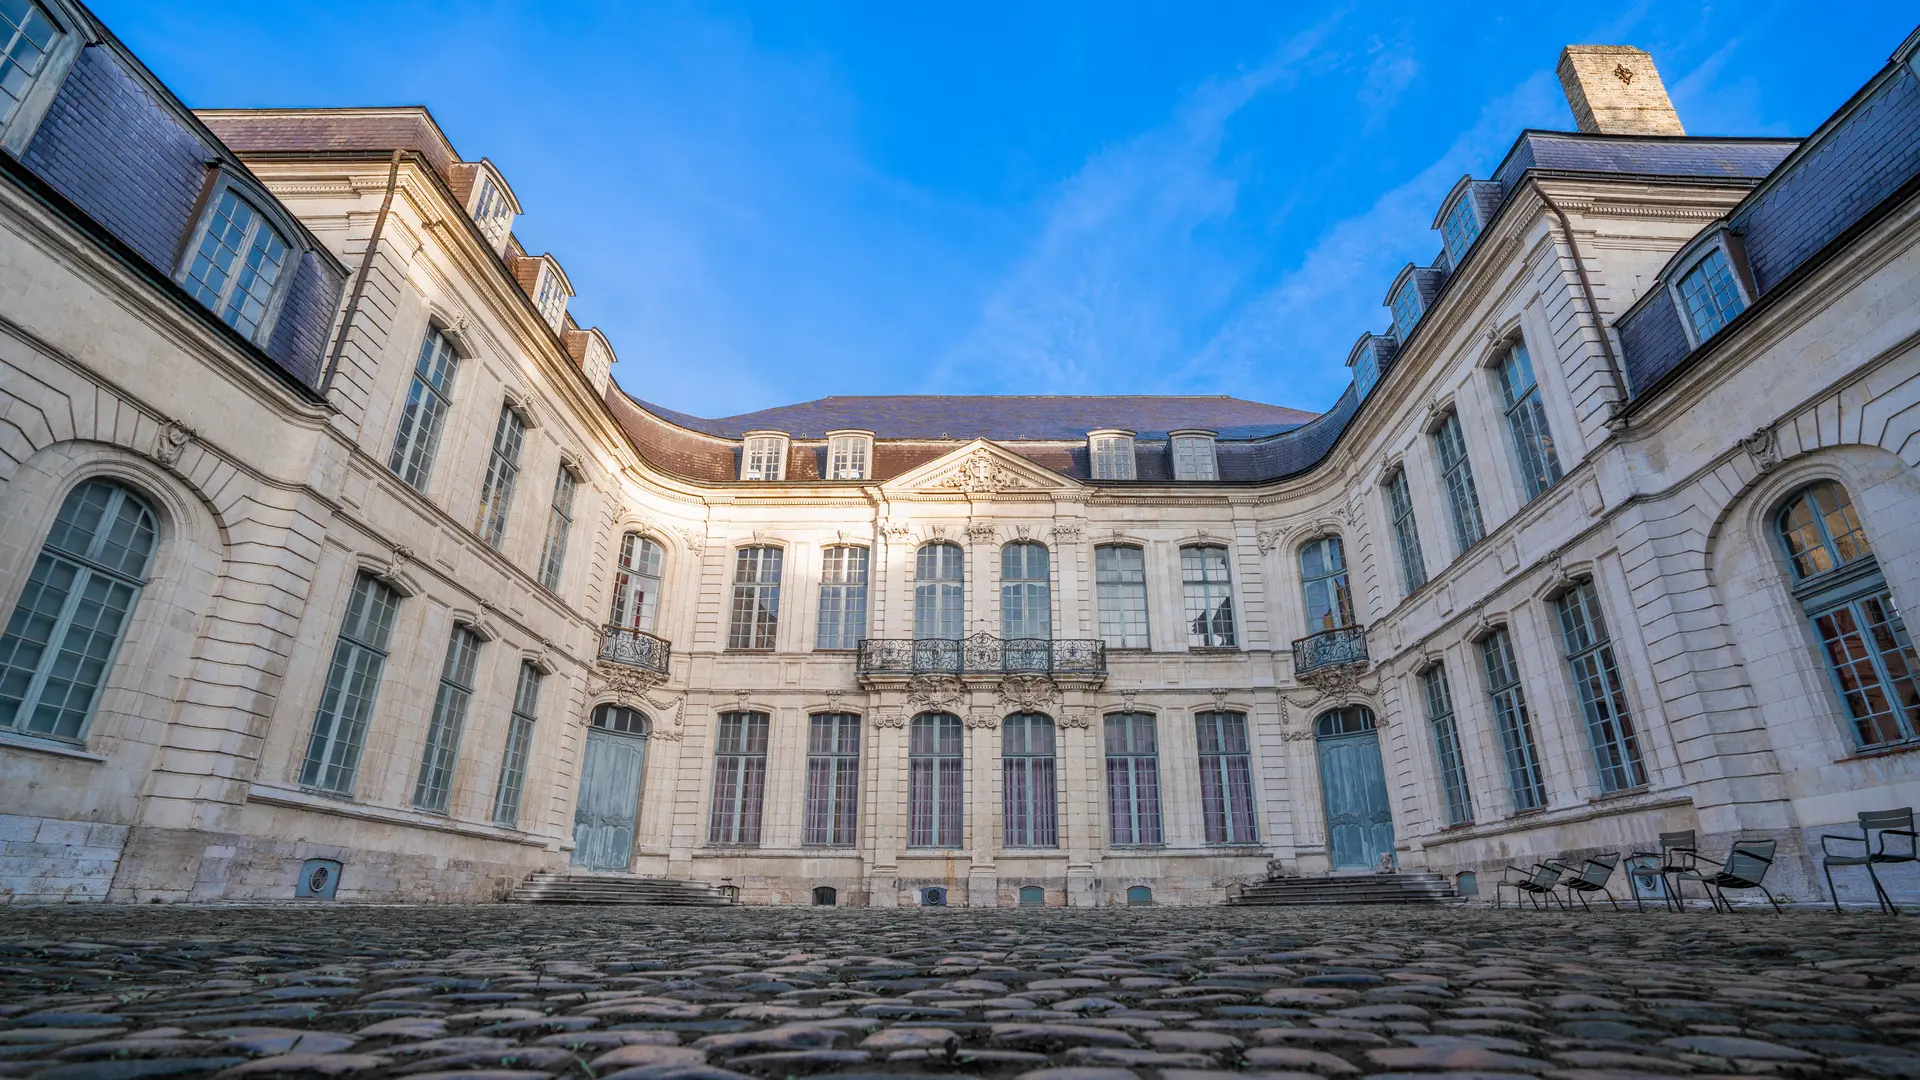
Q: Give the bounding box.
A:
[1,907,1917,1079]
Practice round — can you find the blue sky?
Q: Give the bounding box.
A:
[99,1,1915,418]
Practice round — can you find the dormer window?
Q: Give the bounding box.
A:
[1389,279,1423,342]
[1089,431,1136,480]
[1440,194,1480,267]
[181,183,291,342]
[472,175,514,246]
[534,266,567,328]
[0,1,58,131]
[741,432,788,481]
[826,430,871,480]
[1170,431,1218,481]
[1353,345,1380,399]
[1675,244,1747,344]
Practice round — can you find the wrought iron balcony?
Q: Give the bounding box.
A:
[1292,625,1367,675]
[599,625,672,678]
[858,633,1106,676]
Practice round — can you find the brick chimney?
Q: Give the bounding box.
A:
[1557,45,1685,136]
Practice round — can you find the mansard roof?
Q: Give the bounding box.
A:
[625,394,1318,442]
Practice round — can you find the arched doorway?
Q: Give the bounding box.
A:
[572,704,650,871]
[1314,706,1394,871]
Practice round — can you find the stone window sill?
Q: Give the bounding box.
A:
[1587,786,1650,805]
[1834,740,1920,764]
[0,730,106,763]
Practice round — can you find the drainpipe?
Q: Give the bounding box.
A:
[320,149,406,397]
[1529,179,1629,429]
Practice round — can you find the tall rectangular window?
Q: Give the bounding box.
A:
[1095,545,1149,649]
[1181,545,1236,648]
[1000,543,1051,640]
[1433,411,1485,552]
[1390,281,1422,342]
[815,546,868,650]
[1105,712,1162,846]
[708,710,769,844]
[1002,713,1057,848]
[182,189,288,340]
[803,713,860,845]
[1496,342,1562,500]
[741,436,786,481]
[727,547,782,650]
[471,176,514,246]
[1420,665,1473,827]
[476,405,526,548]
[413,625,481,814]
[827,436,868,480]
[1171,435,1218,481]
[611,534,663,631]
[0,1,59,127]
[534,268,567,326]
[1677,246,1746,342]
[388,331,459,492]
[908,713,964,847]
[1385,468,1427,595]
[914,543,964,640]
[1299,537,1353,633]
[1556,581,1647,793]
[1090,434,1136,480]
[492,662,541,828]
[538,466,578,591]
[1480,628,1547,813]
[1196,710,1257,844]
[300,574,401,793]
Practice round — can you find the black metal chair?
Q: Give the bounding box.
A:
[1496,861,1566,910]
[1553,852,1623,911]
[1628,829,1708,911]
[1701,838,1782,913]
[1822,807,1917,914]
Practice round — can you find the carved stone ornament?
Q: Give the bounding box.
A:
[152,419,196,468]
[824,689,844,711]
[996,674,1061,712]
[1120,691,1138,713]
[1014,525,1032,540]
[586,662,679,737]
[678,526,707,553]
[1256,527,1289,555]
[733,689,752,711]
[1051,522,1084,543]
[967,520,1000,543]
[935,448,1037,494]
[964,712,999,730]
[1741,425,1780,473]
[904,674,967,712]
[1209,687,1230,709]
[751,529,768,544]
[880,519,913,542]
[1288,664,1379,711]
[873,714,907,729]
[1059,713,1091,730]
[390,544,415,568]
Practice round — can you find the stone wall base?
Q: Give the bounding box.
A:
[1,812,130,903]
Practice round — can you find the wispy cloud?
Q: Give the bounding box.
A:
[923,13,1348,397]
[1181,72,1567,408]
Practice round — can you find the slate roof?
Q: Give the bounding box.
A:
[624,394,1320,442]
[1491,131,1797,191]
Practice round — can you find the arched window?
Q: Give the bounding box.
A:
[1002,713,1057,848]
[1001,543,1051,640]
[0,479,157,741]
[1776,481,1919,749]
[1126,885,1153,905]
[1300,537,1353,633]
[1314,705,1375,738]
[1018,885,1046,907]
[1181,545,1236,648]
[591,702,651,736]
[610,534,664,632]
[908,713,964,847]
[812,885,838,906]
[915,543,964,641]
[1105,712,1162,846]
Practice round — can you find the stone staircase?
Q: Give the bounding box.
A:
[505,871,737,906]
[1228,871,1456,906]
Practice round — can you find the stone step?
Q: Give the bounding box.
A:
[1229,872,1456,906]
[505,873,737,906]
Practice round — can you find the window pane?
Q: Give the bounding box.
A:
[709,711,769,844]
[1421,666,1473,827]
[1095,545,1149,649]
[1811,591,1920,749]
[816,546,869,650]
[0,0,58,127]
[1001,543,1051,641]
[1387,470,1426,594]
[476,406,526,548]
[1480,629,1547,812]
[1172,436,1217,481]
[1498,343,1562,499]
[1677,247,1746,341]
[611,534,664,631]
[804,713,860,845]
[183,190,290,340]
[909,713,963,847]
[1556,582,1646,793]
[301,574,400,793]
[1196,711,1255,843]
[1002,713,1057,847]
[388,332,459,491]
[915,543,964,640]
[1434,412,1486,551]
[1182,545,1236,648]
[414,626,482,814]
[727,547,782,649]
[538,467,578,591]
[492,663,541,827]
[1105,712,1162,845]
[1299,538,1353,632]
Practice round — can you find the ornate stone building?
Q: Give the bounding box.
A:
[3,1,1918,907]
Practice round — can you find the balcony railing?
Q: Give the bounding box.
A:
[858,633,1106,676]
[1292,625,1367,675]
[599,625,672,678]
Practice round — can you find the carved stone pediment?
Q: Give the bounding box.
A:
[884,439,1074,495]
[996,674,1060,712]
[904,674,967,712]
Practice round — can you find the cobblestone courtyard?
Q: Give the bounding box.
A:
[2,905,1917,1080]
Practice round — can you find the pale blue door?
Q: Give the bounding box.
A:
[1318,728,1394,870]
[572,728,646,871]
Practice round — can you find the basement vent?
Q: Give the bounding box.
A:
[921,886,947,907]
[296,858,342,900]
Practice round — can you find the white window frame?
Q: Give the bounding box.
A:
[825,430,872,480]
[1089,430,1136,480]
[1666,228,1755,349]
[0,0,81,154]
[176,172,298,345]
[468,166,518,249]
[740,432,788,481]
[533,263,569,328]
[1169,431,1218,481]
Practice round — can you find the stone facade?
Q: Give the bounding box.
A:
[2,3,1919,908]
